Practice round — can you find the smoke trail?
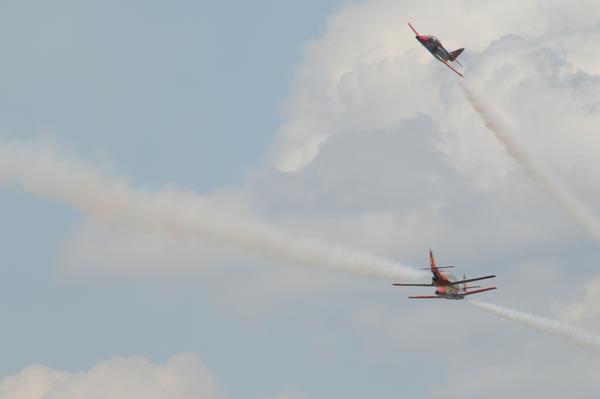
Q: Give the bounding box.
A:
[0,141,424,280]
[470,301,600,351]
[460,82,600,242]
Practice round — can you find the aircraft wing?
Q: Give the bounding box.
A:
[393,283,434,287]
[463,287,497,296]
[408,295,440,299]
[442,60,464,78]
[407,22,419,35]
[449,275,496,285]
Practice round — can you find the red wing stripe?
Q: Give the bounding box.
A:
[407,22,419,36]
[442,60,464,78]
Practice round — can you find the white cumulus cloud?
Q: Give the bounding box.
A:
[0,354,222,399]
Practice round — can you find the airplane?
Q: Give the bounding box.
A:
[408,22,465,78]
[393,250,497,300]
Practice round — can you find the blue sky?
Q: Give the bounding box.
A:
[0,0,340,189]
[0,1,346,396]
[2,1,600,398]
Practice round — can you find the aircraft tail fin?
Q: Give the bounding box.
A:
[450,48,464,67]
[450,48,464,60]
[429,249,437,271]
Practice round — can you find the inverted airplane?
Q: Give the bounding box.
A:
[408,22,465,78]
[393,250,496,300]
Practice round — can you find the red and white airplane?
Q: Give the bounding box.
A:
[393,250,496,300]
[408,22,465,78]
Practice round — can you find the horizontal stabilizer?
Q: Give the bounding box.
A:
[419,266,455,270]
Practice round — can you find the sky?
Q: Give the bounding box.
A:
[2,1,600,398]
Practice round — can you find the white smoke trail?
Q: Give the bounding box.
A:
[460,82,600,242]
[470,301,600,351]
[0,141,424,280]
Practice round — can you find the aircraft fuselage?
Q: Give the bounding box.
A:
[434,286,465,300]
[415,35,452,62]
[431,269,454,287]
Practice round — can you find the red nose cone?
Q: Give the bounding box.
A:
[418,35,428,42]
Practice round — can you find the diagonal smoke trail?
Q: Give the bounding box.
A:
[460,82,600,243]
[0,141,424,281]
[470,301,600,351]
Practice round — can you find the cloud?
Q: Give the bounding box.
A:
[0,0,597,313]
[260,7,595,344]
[438,356,600,399]
[255,1,600,395]
[3,1,600,398]
[0,354,222,399]
[352,298,600,399]
[556,276,600,323]
[267,0,600,173]
[251,0,600,270]
[2,1,599,300]
[270,0,564,171]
